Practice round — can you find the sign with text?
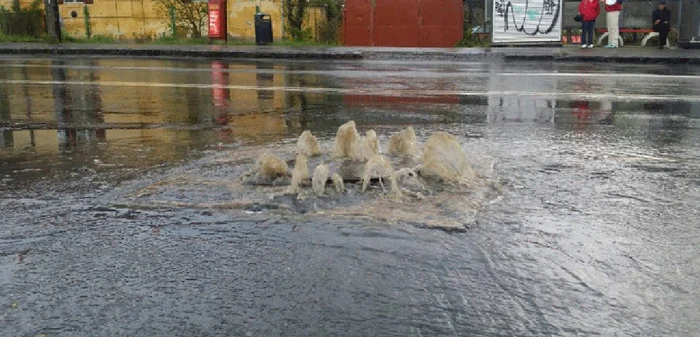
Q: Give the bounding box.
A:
[492,0,563,44]
[208,0,227,39]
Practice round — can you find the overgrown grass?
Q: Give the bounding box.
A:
[455,34,490,48]
[0,33,338,47]
[62,34,116,43]
[153,36,213,45]
[455,25,491,48]
[271,39,338,47]
[0,33,48,42]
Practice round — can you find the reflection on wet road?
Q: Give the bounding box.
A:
[1,56,699,336]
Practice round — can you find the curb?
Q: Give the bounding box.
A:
[0,46,364,60]
[0,45,698,64]
[551,55,700,64]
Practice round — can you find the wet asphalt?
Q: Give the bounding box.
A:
[1,56,699,336]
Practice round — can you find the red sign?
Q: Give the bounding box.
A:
[208,0,227,39]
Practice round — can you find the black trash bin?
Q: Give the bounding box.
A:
[255,13,273,45]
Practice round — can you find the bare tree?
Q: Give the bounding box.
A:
[154,0,208,38]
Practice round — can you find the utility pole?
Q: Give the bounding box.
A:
[44,0,62,42]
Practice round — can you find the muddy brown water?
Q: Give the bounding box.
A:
[1,56,699,336]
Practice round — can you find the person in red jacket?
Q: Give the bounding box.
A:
[603,0,624,48]
[578,0,601,48]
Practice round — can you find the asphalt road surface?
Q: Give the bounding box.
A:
[1,56,699,336]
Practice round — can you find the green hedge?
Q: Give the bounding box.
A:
[0,0,44,37]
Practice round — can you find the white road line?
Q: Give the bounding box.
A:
[1,79,699,102]
[2,63,699,79]
[0,63,490,74]
[501,72,700,80]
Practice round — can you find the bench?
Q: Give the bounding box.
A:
[596,28,670,47]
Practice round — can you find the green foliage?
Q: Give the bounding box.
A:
[313,0,342,44]
[88,35,115,43]
[455,25,490,48]
[283,0,309,41]
[287,27,313,42]
[153,0,208,38]
[61,32,116,43]
[154,34,214,45]
[83,5,91,39]
[283,0,342,43]
[272,39,337,47]
[0,33,47,42]
[132,32,155,43]
[0,0,44,37]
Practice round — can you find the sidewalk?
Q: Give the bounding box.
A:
[0,43,698,64]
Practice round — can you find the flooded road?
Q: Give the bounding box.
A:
[1,56,699,336]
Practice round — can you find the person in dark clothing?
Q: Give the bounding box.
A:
[652,0,671,49]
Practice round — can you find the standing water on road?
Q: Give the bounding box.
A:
[1,56,699,336]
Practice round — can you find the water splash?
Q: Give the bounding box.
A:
[388,126,418,158]
[287,154,309,194]
[361,155,400,196]
[362,130,379,159]
[115,125,498,231]
[296,130,322,157]
[254,152,289,181]
[420,132,476,184]
[332,121,377,161]
[332,173,345,193]
[333,121,363,160]
[312,163,330,196]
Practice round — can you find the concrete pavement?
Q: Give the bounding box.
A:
[0,43,698,63]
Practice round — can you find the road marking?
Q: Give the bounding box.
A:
[2,63,699,79]
[501,72,700,80]
[0,62,491,75]
[1,79,700,102]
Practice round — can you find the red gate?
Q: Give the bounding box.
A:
[343,0,463,47]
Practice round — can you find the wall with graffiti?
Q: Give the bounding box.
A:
[492,0,563,44]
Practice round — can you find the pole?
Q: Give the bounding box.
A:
[280,1,285,39]
[169,4,176,38]
[44,0,62,42]
[469,0,473,27]
[223,0,227,43]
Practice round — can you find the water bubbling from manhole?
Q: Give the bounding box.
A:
[115,123,499,231]
[236,122,499,230]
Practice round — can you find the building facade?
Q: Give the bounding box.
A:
[1,0,325,41]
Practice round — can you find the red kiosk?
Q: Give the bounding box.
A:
[208,0,227,41]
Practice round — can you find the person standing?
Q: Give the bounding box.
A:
[603,0,623,48]
[579,0,601,48]
[652,0,671,49]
